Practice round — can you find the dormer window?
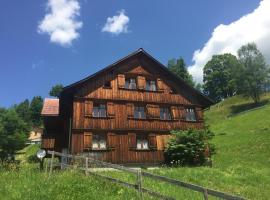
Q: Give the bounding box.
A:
[125,78,137,89]
[92,104,106,117]
[146,80,157,91]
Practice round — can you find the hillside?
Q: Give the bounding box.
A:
[204,93,270,198]
[1,94,270,200]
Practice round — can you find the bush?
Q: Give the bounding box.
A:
[164,128,215,166]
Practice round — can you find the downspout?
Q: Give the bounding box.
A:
[68,116,72,154]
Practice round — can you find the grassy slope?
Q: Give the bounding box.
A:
[1,93,270,200]
[0,167,143,200]
[99,93,270,199]
[1,145,148,200]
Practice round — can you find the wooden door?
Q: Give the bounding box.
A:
[115,134,129,163]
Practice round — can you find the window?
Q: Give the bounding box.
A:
[125,78,137,89]
[185,108,196,121]
[137,135,149,150]
[160,107,172,120]
[146,80,157,91]
[92,134,107,149]
[92,104,106,117]
[134,106,146,119]
[103,81,111,88]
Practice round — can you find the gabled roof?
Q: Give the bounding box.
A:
[41,98,59,116]
[61,48,214,108]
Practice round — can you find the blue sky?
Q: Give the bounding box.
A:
[0,0,263,107]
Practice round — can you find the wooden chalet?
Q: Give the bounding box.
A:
[41,49,213,164]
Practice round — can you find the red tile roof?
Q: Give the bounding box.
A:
[41,98,59,116]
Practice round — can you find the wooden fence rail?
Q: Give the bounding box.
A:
[46,151,245,200]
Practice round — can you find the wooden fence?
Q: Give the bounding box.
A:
[46,151,245,200]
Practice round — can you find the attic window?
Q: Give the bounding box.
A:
[125,78,137,89]
[104,81,111,88]
[146,80,157,91]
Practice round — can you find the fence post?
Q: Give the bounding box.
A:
[85,157,89,176]
[49,151,55,177]
[73,155,76,169]
[203,188,208,200]
[45,158,48,174]
[137,169,143,199]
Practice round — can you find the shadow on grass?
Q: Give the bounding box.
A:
[230,99,269,115]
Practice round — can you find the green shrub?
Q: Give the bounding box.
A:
[164,128,215,166]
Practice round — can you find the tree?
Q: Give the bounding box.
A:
[203,53,239,102]
[30,96,43,127]
[168,58,195,86]
[14,99,31,125]
[0,108,29,160]
[49,84,64,98]
[235,43,270,103]
[195,83,203,93]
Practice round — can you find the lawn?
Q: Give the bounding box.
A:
[0,94,269,200]
[104,94,270,199]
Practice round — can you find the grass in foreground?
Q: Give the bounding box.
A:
[0,165,146,200]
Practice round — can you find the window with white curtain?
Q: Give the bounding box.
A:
[146,80,157,91]
[92,134,107,150]
[125,78,137,89]
[185,108,196,121]
[137,135,149,150]
[92,104,106,117]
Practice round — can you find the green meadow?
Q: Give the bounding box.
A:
[1,93,270,200]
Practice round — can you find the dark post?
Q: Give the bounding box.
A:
[49,151,55,177]
[39,158,44,171]
[85,157,89,175]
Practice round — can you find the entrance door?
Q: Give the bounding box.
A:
[115,134,129,163]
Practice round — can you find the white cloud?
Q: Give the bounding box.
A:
[102,10,130,35]
[189,0,270,83]
[38,0,83,46]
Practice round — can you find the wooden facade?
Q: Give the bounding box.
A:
[41,49,213,164]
